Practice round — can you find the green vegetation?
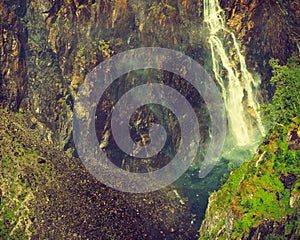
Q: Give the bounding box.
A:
[77,4,86,10]
[200,57,300,239]
[231,57,300,238]
[261,56,300,126]
[93,39,113,56]
[1,147,34,239]
[148,3,176,12]
[0,111,56,239]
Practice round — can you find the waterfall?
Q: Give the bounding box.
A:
[203,0,265,147]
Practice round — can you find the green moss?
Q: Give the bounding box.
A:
[265,233,286,240]
[285,220,297,235]
[0,129,53,239]
[200,113,299,239]
[77,4,86,10]
[261,56,300,126]
[210,218,226,238]
[214,161,249,208]
[93,39,112,55]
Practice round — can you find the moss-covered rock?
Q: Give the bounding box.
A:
[199,122,300,239]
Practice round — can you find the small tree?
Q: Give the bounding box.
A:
[261,56,300,128]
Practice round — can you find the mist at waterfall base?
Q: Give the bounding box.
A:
[175,119,263,231]
[92,0,267,233]
[172,0,267,231]
[95,68,265,232]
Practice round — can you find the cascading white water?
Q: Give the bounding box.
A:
[203,0,265,146]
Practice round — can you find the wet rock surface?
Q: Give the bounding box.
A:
[1,0,299,150]
[220,0,300,93]
[0,0,27,111]
[247,216,297,240]
[287,129,300,150]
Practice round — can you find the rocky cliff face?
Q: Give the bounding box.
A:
[1,0,299,149]
[0,2,210,238]
[1,0,299,239]
[220,0,300,92]
[0,0,27,111]
[1,0,210,152]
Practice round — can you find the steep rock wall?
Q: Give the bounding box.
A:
[220,0,300,90]
[0,0,27,110]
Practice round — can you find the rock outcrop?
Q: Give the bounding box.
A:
[220,0,300,91]
[0,0,27,111]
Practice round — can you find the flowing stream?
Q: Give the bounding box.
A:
[203,0,265,147]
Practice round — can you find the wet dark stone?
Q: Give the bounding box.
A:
[30,123,37,129]
[279,174,297,189]
[288,142,300,150]
[37,158,46,164]
[287,130,299,141]
[247,219,284,240]
[287,130,300,150]
[4,0,27,17]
